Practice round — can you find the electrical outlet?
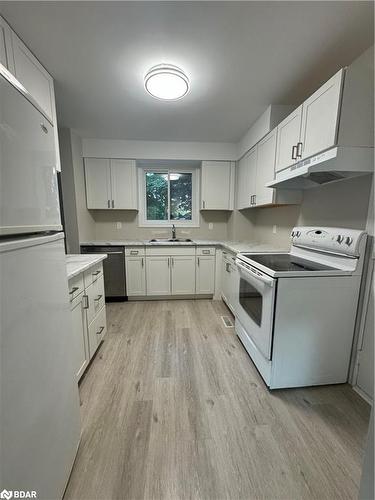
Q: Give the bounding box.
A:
[116,222,122,229]
[208,223,213,230]
[272,225,277,234]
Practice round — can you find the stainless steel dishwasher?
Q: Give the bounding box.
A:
[80,246,127,301]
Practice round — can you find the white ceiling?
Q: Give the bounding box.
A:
[0,1,373,142]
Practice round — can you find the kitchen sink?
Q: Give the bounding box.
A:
[149,238,193,243]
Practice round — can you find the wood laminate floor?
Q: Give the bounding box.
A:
[64,300,370,500]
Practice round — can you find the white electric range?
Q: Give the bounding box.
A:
[235,226,368,389]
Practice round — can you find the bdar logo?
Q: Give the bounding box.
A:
[0,490,12,500]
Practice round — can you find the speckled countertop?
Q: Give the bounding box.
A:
[80,239,288,254]
[66,254,107,280]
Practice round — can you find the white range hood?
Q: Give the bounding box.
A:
[267,146,374,190]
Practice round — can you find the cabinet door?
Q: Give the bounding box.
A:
[236,146,257,209]
[146,257,171,296]
[171,256,196,295]
[196,256,215,294]
[11,32,54,121]
[275,105,302,172]
[126,257,146,296]
[300,69,344,160]
[84,158,111,209]
[87,305,107,359]
[221,255,230,303]
[71,296,88,380]
[0,16,14,71]
[201,161,234,210]
[255,129,277,206]
[110,159,138,209]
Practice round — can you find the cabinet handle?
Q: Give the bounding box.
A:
[296,142,303,158]
[141,257,144,268]
[112,200,114,208]
[202,249,210,255]
[107,200,110,208]
[130,250,138,255]
[168,257,170,268]
[253,194,256,205]
[94,294,103,302]
[226,262,230,273]
[69,286,79,295]
[292,145,297,160]
[197,257,200,266]
[40,123,48,134]
[83,295,89,309]
[92,270,100,276]
[96,326,105,335]
[171,257,174,267]
[202,200,206,209]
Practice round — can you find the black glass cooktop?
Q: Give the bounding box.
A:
[241,253,337,272]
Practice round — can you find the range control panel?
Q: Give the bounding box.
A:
[291,227,366,257]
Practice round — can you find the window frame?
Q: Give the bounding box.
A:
[138,166,200,227]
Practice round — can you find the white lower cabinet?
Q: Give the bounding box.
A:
[171,256,196,295]
[70,293,89,380]
[196,256,215,294]
[126,256,146,296]
[146,256,171,296]
[68,261,107,381]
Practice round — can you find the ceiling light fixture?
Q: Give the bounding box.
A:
[144,64,189,101]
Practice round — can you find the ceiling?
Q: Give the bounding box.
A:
[0,1,373,143]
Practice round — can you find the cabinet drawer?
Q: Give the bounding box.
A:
[125,246,145,257]
[83,262,103,288]
[146,246,196,256]
[196,247,216,256]
[68,273,84,301]
[86,275,105,325]
[87,305,107,359]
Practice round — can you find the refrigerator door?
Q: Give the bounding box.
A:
[0,233,81,499]
[0,68,62,235]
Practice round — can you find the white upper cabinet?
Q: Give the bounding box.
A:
[0,16,14,72]
[299,69,344,160]
[201,161,234,210]
[11,31,54,121]
[255,129,277,206]
[85,158,111,209]
[84,158,137,210]
[275,105,302,173]
[236,146,257,210]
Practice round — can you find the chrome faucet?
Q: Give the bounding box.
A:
[171,224,176,240]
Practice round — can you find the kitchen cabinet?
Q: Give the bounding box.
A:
[275,106,303,173]
[126,256,146,296]
[87,304,107,358]
[0,16,14,71]
[171,256,196,295]
[255,129,277,206]
[201,161,235,210]
[146,256,171,296]
[196,255,215,294]
[236,146,257,209]
[70,293,88,380]
[84,158,137,210]
[275,69,344,173]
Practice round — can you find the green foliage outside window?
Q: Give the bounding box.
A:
[146,171,192,221]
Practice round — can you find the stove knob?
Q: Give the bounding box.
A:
[291,231,295,237]
[296,231,301,237]
[345,236,353,246]
[336,235,344,244]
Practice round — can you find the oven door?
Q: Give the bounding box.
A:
[236,259,276,360]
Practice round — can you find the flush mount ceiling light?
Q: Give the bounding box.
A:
[144,64,189,100]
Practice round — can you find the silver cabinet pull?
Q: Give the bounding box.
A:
[296,142,303,158]
[167,257,170,268]
[96,326,105,335]
[92,270,100,276]
[130,250,138,255]
[171,257,174,267]
[107,200,110,208]
[253,195,256,205]
[141,257,144,268]
[202,200,206,209]
[40,123,48,134]
[83,295,89,309]
[202,249,210,255]
[94,294,103,302]
[197,257,200,267]
[69,286,79,295]
[112,200,114,208]
[292,145,297,160]
[226,262,230,273]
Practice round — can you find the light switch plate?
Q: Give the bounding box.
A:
[116,222,122,229]
[209,223,213,230]
[272,225,277,234]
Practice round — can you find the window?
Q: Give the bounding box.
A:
[138,165,199,226]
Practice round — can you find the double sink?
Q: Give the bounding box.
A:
[149,238,193,243]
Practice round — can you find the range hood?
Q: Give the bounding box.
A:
[267,146,374,190]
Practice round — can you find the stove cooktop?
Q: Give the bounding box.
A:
[239,253,338,273]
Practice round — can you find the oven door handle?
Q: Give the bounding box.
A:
[236,259,275,287]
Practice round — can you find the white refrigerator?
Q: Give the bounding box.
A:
[0,65,81,499]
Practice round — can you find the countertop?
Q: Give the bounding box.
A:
[66,253,107,280]
[79,239,288,255]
